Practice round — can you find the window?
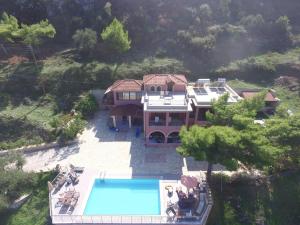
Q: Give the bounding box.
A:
[157,86,161,92]
[123,92,130,100]
[130,92,136,100]
[117,92,141,101]
[150,86,155,91]
[117,92,123,100]
[136,92,142,99]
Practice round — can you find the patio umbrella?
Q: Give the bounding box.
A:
[47,181,54,192]
[180,175,198,190]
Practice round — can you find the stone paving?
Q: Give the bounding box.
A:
[23,110,225,176]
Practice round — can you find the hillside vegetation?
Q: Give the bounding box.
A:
[216,48,300,82]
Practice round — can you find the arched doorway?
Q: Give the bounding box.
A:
[167,132,181,143]
[149,131,165,143]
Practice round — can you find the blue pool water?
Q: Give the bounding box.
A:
[84,179,161,215]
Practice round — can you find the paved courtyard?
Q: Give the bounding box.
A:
[23,111,224,176]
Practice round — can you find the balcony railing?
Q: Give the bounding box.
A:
[51,214,204,224]
[168,120,185,126]
[149,120,166,126]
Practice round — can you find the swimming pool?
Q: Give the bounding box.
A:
[84,179,161,215]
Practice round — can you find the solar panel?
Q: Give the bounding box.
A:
[218,87,226,93]
[193,88,208,95]
[209,87,217,92]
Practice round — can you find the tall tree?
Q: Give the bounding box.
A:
[265,114,300,169]
[17,19,56,65]
[101,18,131,54]
[178,125,242,182]
[206,91,266,126]
[0,152,35,212]
[178,91,275,183]
[72,28,97,55]
[0,12,19,54]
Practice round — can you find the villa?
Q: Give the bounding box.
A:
[103,74,242,146]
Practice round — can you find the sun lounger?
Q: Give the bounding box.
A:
[195,193,206,215]
[70,164,84,173]
[73,192,80,200]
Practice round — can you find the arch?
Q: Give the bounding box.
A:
[150,86,155,92]
[149,131,165,144]
[167,131,181,143]
[156,86,161,92]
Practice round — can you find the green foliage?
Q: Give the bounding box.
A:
[215,48,300,80]
[239,14,265,31]
[199,4,212,20]
[0,12,19,42]
[101,18,131,53]
[2,171,56,225]
[72,28,97,54]
[0,153,36,213]
[60,115,87,141]
[265,115,300,168]
[227,80,263,89]
[206,91,266,126]
[17,19,56,46]
[104,2,112,17]
[273,85,300,114]
[0,116,54,150]
[208,172,300,225]
[75,93,98,118]
[178,125,241,171]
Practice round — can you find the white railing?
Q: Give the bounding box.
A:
[49,176,213,225]
[52,215,174,224]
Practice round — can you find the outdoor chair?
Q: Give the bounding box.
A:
[70,164,84,173]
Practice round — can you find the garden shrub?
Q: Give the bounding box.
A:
[60,116,87,142]
[75,93,98,118]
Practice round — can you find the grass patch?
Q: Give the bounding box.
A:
[227,79,265,89]
[0,102,56,130]
[0,171,56,225]
[273,86,300,113]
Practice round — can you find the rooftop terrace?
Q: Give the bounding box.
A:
[142,91,192,112]
[187,82,242,106]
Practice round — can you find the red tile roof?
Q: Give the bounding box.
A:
[107,79,143,92]
[241,91,279,102]
[143,74,187,85]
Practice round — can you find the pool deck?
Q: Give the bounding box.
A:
[50,169,212,225]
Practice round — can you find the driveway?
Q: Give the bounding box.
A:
[23,111,225,176]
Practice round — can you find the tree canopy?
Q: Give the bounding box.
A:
[177,91,298,181]
[0,153,35,212]
[101,18,131,54]
[72,28,97,54]
[0,12,19,42]
[17,19,56,46]
[206,91,266,126]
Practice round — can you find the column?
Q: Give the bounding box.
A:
[195,108,199,124]
[185,112,189,126]
[166,112,170,126]
[128,115,132,128]
[111,115,116,127]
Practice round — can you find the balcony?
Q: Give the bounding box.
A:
[168,120,185,126]
[149,120,166,126]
